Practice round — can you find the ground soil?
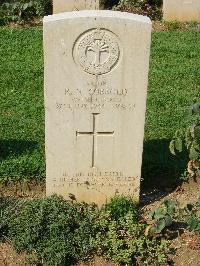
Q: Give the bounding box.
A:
[0,176,199,266]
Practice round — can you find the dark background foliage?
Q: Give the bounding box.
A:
[0,0,163,25]
[0,0,52,25]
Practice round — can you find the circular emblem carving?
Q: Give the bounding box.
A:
[73,28,120,75]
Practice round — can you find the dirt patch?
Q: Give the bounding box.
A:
[0,181,45,199]
[0,243,115,266]
[0,242,28,266]
[171,231,200,266]
[77,256,116,266]
[0,243,114,266]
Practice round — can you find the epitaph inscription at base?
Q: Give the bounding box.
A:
[44,11,152,205]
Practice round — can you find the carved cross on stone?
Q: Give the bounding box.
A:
[76,113,114,168]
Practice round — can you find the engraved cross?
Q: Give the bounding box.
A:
[76,113,114,168]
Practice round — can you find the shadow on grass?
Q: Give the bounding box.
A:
[142,139,188,188]
[0,139,38,160]
[140,139,189,204]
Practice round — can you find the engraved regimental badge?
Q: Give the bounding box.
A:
[73,28,120,75]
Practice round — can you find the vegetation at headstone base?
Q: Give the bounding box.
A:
[93,197,169,265]
[5,195,98,265]
[0,28,200,184]
[104,195,139,221]
[162,21,200,32]
[163,21,185,31]
[169,103,200,180]
[0,0,52,25]
[0,195,171,265]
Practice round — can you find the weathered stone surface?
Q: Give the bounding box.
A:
[53,0,100,14]
[163,0,200,22]
[44,11,152,205]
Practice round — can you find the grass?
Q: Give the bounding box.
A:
[144,30,200,184]
[0,28,45,181]
[0,27,200,184]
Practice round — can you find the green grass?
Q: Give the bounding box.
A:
[0,28,44,181]
[144,30,200,184]
[0,28,200,184]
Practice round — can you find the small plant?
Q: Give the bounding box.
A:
[181,200,200,233]
[104,196,138,221]
[146,198,200,235]
[146,199,177,235]
[170,103,200,178]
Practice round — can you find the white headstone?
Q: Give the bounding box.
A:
[44,11,152,205]
[163,0,200,22]
[53,0,100,14]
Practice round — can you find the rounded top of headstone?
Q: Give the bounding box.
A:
[43,10,152,25]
